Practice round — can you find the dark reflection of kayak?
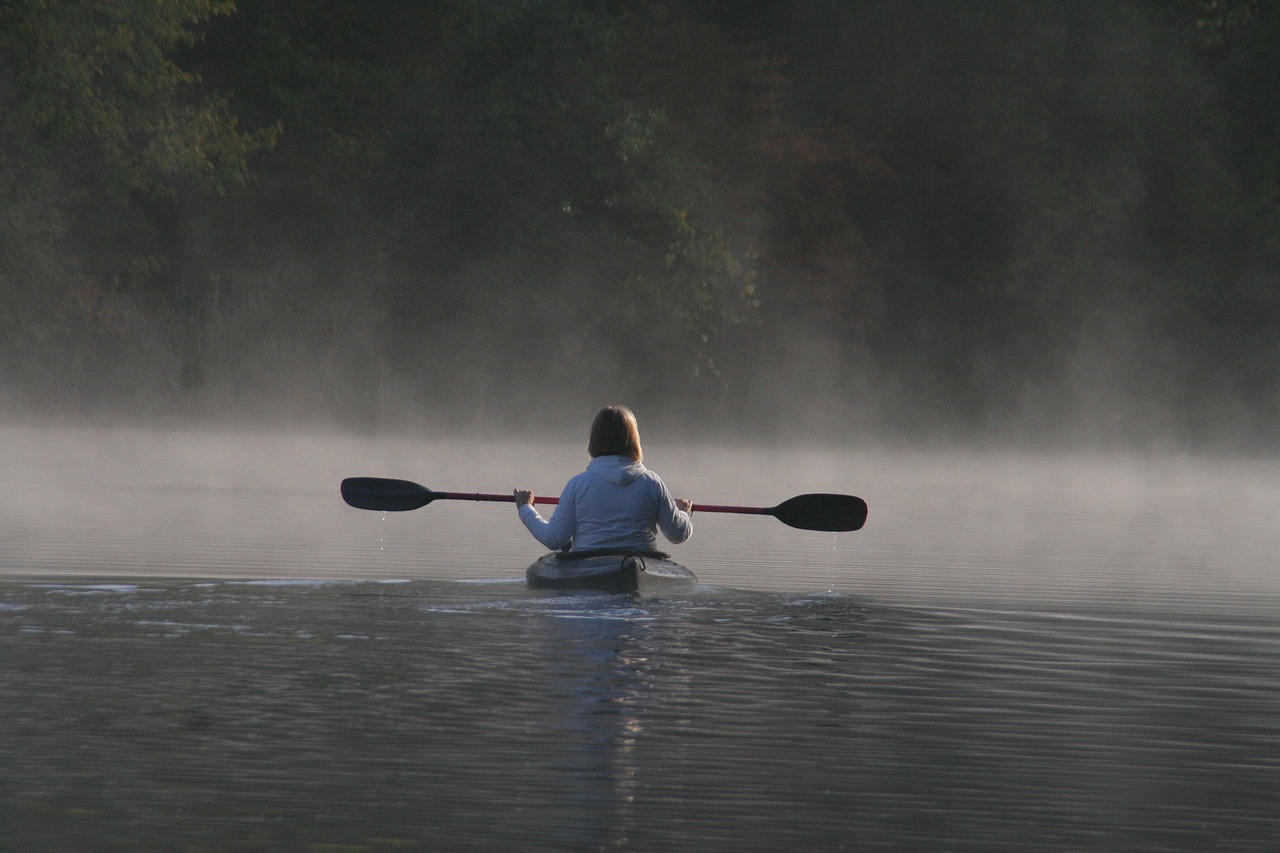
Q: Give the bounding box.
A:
[526,549,697,594]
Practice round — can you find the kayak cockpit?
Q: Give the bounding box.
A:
[525,549,696,594]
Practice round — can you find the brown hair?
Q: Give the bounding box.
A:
[587,405,643,462]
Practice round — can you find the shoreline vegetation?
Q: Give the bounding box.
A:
[2,1,1278,447]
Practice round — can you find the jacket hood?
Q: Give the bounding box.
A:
[587,454,646,486]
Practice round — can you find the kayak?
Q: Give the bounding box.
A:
[525,549,697,594]
[526,549,696,593]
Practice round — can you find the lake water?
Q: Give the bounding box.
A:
[2,425,1278,850]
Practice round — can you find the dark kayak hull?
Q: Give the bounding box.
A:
[525,550,697,594]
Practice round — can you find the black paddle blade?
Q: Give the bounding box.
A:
[771,493,868,532]
[341,477,435,511]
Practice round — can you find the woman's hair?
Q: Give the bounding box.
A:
[588,405,643,462]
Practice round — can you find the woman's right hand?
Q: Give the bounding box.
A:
[513,489,534,507]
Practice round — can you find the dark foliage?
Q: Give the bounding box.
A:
[1,0,1277,445]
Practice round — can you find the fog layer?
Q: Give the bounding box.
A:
[4,425,1277,610]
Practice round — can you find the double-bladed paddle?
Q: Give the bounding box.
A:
[340,477,867,532]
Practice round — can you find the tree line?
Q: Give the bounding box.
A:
[1,0,1276,444]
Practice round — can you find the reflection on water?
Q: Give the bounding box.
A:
[0,579,1277,850]
[1,426,1279,848]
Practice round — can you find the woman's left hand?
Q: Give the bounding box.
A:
[514,489,534,507]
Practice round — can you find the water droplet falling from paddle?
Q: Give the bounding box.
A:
[829,532,837,594]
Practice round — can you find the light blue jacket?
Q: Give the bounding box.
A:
[519,455,692,552]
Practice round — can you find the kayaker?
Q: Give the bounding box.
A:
[514,405,693,552]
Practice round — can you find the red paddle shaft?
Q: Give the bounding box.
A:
[689,503,767,515]
[437,491,757,515]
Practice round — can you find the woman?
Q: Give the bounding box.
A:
[514,405,693,552]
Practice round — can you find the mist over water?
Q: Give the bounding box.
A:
[4,423,1276,611]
